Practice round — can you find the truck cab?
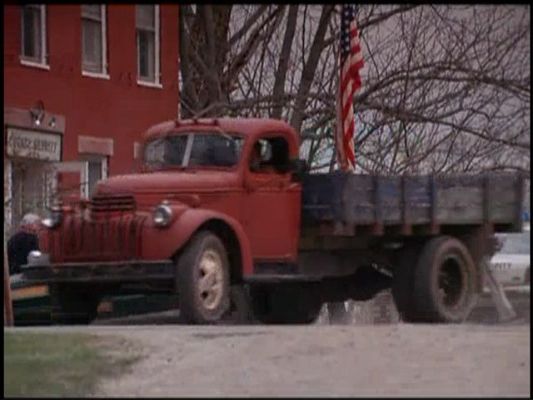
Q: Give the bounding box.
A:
[25,118,307,324]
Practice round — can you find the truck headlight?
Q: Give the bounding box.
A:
[153,203,173,227]
[42,208,62,229]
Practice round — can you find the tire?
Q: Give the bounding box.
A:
[176,231,230,324]
[249,284,322,324]
[49,284,99,325]
[395,236,479,323]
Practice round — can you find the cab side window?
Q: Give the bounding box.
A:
[249,136,290,174]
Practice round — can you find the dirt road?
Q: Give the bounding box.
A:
[17,322,528,397]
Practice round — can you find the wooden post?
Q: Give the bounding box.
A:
[4,247,14,326]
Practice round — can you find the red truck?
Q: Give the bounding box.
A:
[22,118,525,324]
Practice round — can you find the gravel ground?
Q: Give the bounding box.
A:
[8,290,530,397]
[10,321,529,397]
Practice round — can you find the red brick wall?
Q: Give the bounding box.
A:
[3,4,180,176]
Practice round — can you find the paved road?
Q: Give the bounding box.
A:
[10,322,530,397]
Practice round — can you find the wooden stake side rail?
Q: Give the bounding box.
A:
[301,171,524,236]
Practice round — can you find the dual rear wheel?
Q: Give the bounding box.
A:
[392,236,479,323]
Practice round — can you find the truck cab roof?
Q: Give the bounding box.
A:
[143,117,300,147]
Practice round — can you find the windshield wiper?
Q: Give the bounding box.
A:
[182,134,194,167]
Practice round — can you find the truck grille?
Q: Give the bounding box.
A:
[90,194,136,213]
[46,213,147,262]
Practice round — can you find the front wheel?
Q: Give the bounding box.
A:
[175,231,230,324]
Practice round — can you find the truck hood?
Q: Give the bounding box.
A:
[95,170,242,195]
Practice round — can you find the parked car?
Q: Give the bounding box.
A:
[487,229,530,289]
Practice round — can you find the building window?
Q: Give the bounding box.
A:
[20,4,48,67]
[80,154,108,197]
[82,5,107,76]
[136,5,160,85]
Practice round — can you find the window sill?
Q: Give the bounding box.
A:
[137,80,163,89]
[82,70,110,80]
[20,59,50,70]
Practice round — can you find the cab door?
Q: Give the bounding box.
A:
[243,135,301,262]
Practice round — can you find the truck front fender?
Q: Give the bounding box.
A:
[141,208,253,276]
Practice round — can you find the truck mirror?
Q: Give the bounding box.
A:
[289,159,308,180]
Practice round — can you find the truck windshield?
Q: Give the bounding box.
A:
[144,132,244,169]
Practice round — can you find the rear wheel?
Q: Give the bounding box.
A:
[249,284,322,324]
[393,236,478,323]
[176,231,230,324]
[49,284,99,325]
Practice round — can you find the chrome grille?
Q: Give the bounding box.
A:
[48,213,147,262]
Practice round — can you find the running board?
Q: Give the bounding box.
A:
[244,274,322,284]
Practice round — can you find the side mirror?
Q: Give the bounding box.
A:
[289,158,308,181]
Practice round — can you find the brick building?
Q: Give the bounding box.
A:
[3,4,180,235]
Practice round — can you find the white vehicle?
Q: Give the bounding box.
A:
[487,229,530,289]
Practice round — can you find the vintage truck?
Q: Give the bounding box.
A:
[22,118,525,325]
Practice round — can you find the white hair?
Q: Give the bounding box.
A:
[21,213,41,226]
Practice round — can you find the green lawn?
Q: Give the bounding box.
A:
[4,331,140,397]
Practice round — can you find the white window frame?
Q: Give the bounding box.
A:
[80,154,108,198]
[20,4,49,70]
[133,141,141,159]
[81,5,109,79]
[136,4,161,88]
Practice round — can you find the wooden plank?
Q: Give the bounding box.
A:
[436,175,483,223]
[4,248,14,326]
[343,175,373,224]
[300,171,521,232]
[380,177,401,223]
[405,175,431,224]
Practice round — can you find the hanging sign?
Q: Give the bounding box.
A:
[6,128,62,161]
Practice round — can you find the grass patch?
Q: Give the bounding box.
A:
[4,331,140,397]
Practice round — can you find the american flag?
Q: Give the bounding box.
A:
[336,5,364,171]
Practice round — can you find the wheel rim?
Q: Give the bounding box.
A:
[198,248,224,311]
[437,255,466,309]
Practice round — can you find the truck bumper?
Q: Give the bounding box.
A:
[21,257,175,284]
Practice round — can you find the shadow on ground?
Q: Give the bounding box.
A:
[91,289,530,326]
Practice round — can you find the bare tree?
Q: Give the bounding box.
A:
[179,5,530,177]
